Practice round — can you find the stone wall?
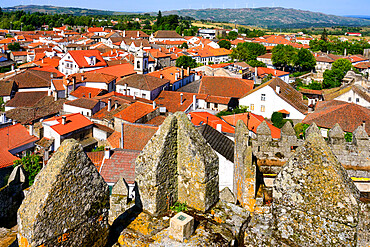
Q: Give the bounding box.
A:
[251,121,370,178]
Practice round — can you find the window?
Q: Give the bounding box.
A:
[356,98,360,103]
[261,94,266,101]
[142,93,146,98]
[214,103,218,108]
[137,60,141,69]
[261,105,265,112]
[207,102,210,108]
[250,104,254,111]
[348,97,352,102]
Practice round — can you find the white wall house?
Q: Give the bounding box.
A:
[58,50,107,75]
[239,78,307,120]
[333,85,370,108]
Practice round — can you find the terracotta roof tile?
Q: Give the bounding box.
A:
[91,63,136,78]
[44,113,93,136]
[199,76,254,98]
[100,149,140,184]
[302,100,370,134]
[86,151,104,171]
[117,74,170,91]
[155,91,199,113]
[107,123,158,150]
[69,86,105,98]
[67,49,107,68]
[5,91,48,108]
[64,98,99,109]
[114,101,157,123]
[190,111,235,133]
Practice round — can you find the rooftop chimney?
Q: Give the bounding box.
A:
[81,75,85,81]
[363,121,366,129]
[89,92,91,98]
[192,95,197,111]
[120,122,124,149]
[175,73,179,81]
[180,93,183,105]
[104,147,111,159]
[160,74,163,79]
[62,116,66,125]
[216,124,222,132]
[276,85,280,94]
[29,124,34,136]
[54,92,58,101]
[108,98,112,112]
[153,100,156,109]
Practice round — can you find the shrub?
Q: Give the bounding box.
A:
[170,202,187,213]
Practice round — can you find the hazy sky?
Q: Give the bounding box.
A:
[1,0,369,16]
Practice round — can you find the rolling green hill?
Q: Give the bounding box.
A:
[161,7,370,28]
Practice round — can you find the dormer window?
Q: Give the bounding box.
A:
[85,56,96,66]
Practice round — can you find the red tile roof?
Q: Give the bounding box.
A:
[100,149,140,184]
[69,86,105,98]
[199,76,254,98]
[302,100,370,134]
[86,151,104,171]
[222,112,281,138]
[0,123,38,151]
[155,91,199,113]
[91,63,136,78]
[67,50,107,68]
[64,98,100,109]
[148,66,192,84]
[190,111,235,133]
[114,101,157,123]
[117,74,170,91]
[43,113,93,136]
[107,124,158,150]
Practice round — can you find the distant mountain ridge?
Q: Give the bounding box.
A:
[2,5,132,15]
[3,5,370,28]
[162,7,370,28]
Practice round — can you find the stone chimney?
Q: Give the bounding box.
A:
[104,147,111,159]
[62,116,66,125]
[108,99,112,112]
[180,93,183,105]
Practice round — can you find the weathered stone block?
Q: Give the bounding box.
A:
[272,133,361,246]
[234,120,256,212]
[219,187,237,204]
[175,112,219,212]
[170,212,194,242]
[109,178,134,224]
[135,114,178,216]
[17,139,110,247]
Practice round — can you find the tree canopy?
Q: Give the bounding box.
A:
[295,48,316,72]
[218,40,231,50]
[176,55,197,69]
[323,58,353,89]
[230,42,266,62]
[271,45,298,71]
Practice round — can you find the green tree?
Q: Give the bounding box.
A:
[227,31,238,40]
[176,55,197,69]
[321,28,328,42]
[271,112,293,129]
[218,40,231,49]
[157,11,163,26]
[272,45,298,71]
[332,58,352,72]
[295,48,316,72]
[8,42,21,51]
[180,42,188,49]
[13,154,42,186]
[230,42,266,62]
[247,60,266,68]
